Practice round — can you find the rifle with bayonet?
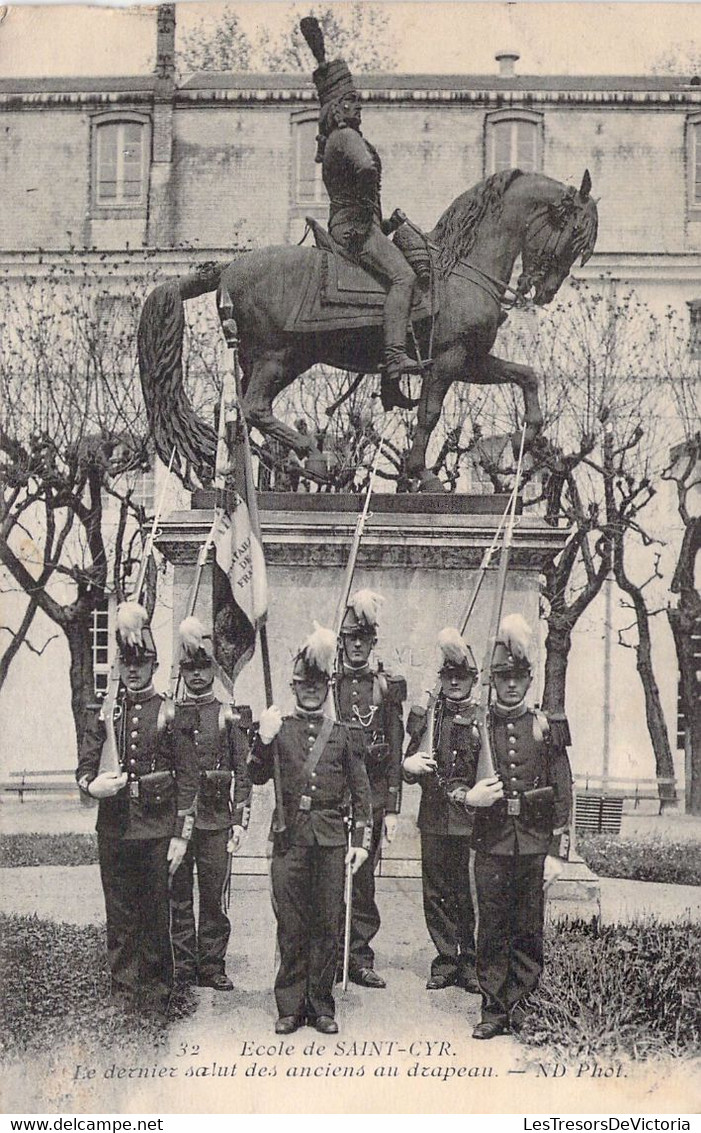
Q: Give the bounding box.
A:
[95,449,176,780]
[332,424,390,992]
[473,425,528,782]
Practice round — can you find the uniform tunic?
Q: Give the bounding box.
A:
[321,125,416,342]
[404,696,480,982]
[334,665,405,973]
[471,703,572,1025]
[171,694,252,983]
[248,712,372,1021]
[76,689,197,1007]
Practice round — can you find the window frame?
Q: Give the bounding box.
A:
[484,109,544,178]
[291,109,325,210]
[687,114,701,217]
[90,111,151,218]
[688,299,701,360]
[90,598,111,699]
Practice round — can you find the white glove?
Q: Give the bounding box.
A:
[383,814,398,844]
[258,705,283,745]
[403,751,437,776]
[87,771,128,799]
[346,846,369,875]
[227,825,245,853]
[543,854,564,893]
[462,776,505,808]
[167,836,188,877]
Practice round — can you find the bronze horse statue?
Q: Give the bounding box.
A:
[138,168,598,490]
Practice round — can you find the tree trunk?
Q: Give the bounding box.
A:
[541,616,572,715]
[65,614,96,754]
[614,556,677,808]
[667,606,701,814]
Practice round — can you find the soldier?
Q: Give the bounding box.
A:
[334,590,405,989]
[76,602,196,1013]
[248,624,372,1036]
[403,628,502,993]
[300,16,421,412]
[171,616,252,992]
[471,614,573,1039]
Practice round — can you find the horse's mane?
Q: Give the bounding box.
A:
[433,169,523,275]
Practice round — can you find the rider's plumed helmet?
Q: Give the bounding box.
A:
[300,16,356,107]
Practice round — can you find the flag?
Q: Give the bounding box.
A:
[212,366,268,680]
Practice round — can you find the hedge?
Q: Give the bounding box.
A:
[577,834,701,886]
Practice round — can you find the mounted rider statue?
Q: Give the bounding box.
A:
[300,16,421,412]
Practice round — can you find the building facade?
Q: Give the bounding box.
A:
[1,9,699,808]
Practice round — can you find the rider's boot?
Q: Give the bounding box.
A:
[381,345,424,411]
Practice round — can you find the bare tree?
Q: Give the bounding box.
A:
[0,263,157,747]
[472,285,696,802]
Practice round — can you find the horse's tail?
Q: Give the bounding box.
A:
[137,263,225,488]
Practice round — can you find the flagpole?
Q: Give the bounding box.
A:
[219,291,285,842]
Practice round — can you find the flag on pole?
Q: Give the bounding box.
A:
[212,364,268,680]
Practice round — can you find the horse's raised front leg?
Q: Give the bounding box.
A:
[482,354,544,448]
[241,351,315,458]
[405,344,465,490]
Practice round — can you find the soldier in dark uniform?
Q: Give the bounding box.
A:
[76,602,196,1012]
[471,615,573,1039]
[248,624,372,1036]
[334,589,405,989]
[403,628,503,992]
[300,16,421,411]
[171,616,252,991]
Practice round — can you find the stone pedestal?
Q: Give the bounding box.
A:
[157,491,599,918]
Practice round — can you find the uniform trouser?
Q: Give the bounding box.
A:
[271,842,345,1020]
[170,827,231,982]
[347,807,384,972]
[474,852,546,1025]
[331,220,416,350]
[421,832,476,979]
[97,833,173,1008]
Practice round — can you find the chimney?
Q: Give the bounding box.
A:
[495,50,520,78]
[155,3,176,83]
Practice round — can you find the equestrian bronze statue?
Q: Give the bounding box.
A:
[138,167,598,492]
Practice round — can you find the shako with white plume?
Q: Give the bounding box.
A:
[491,614,533,674]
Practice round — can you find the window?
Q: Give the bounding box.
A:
[90,600,110,698]
[131,467,156,515]
[689,300,701,360]
[485,110,543,176]
[293,113,324,205]
[688,116,701,211]
[91,113,150,212]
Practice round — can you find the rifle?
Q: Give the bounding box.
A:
[168,344,236,706]
[341,816,354,992]
[332,421,390,991]
[474,424,528,781]
[412,479,521,785]
[96,448,176,779]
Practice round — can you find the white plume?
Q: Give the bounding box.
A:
[116,601,148,647]
[497,614,532,661]
[437,626,470,665]
[179,615,206,654]
[349,589,384,627]
[303,622,337,676]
